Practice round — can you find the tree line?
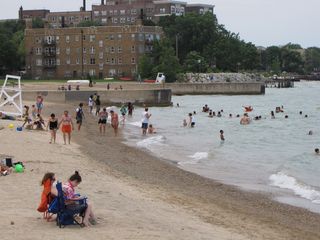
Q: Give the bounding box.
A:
[0,15,320,80]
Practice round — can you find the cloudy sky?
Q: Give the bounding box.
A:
[2,0,319,48]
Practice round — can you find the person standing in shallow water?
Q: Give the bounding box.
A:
[142,108,152,135]
[127,102,134,117]
[110,110,119,137]
[220,130,225,141]
[98,108,108,135]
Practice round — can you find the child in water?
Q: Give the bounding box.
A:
[182,119,187,127]
[147,124,156,134]
[220,130,225,141]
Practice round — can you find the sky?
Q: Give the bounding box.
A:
[1,0,319,48]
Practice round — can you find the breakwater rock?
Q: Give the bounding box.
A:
[179,73,267,83]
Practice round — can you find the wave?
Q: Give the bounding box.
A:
[136,135,166,149]
[128,121,142,127]
[269,172,320,204]
[178,152,208,165]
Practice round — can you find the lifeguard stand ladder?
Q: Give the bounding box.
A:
[0,75,23,117]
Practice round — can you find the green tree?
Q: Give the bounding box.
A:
[304,47,320,73]
[183,51,209,72]
[138,55,154,79]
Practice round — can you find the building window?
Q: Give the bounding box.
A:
[90,58,96,65]
[171,6,176,14]
[90,35,96,42]
[131,34,135,40]
[138,33,144,41]
[89,69,96,76]
[117,34,122,40]
[105,47,109,53]
[94,11,99,16]
[131,9,137,15]
[84,16,90,21]
[120,10,125,15]
[101,10,107,16]
[36,48,42,55]
[106,58,110,64]
[90,47,95,54]
[131,17,135,23]
[76,48,80,54]
[99,40,103,48]
[99,63,104,70]
[102,18,107,24]
[111,58,115,64]
[110,34,114,40]
[118,57,122,64]
[113,18,118,24]
[76,58,80,64]
[66,47,71,55]
[127,17,131,22]
[75,35,79,41]
[66,35,70,43]
[131,45,135,53]
[160,8,166,14]
[110,46,115,53]
[109,10,113,15]
[83,48,86,53]
[82,35,86,41]
[118,46,122,53]
[36,59,42,66]
[131,57,135,64]
[99,52,104,59]
[56,59,60,65]
[56,47,60,55]
[114,10,118,15]
[120,17,125,23]
[83,58,87,65]
[109,69,116,77]
[66,58,71,65]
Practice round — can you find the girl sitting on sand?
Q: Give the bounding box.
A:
[63,171,97,227]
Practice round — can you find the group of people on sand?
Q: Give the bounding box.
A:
[38,171,97,227]
[22,96,46,130]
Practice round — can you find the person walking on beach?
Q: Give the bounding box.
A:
[59,110,74,145]
[46,113,58,144]
[110,110,119,137]
[98,108,108,135]
[76,103,85,131]
[95,96,101,116]
[36,95,44,114]
[142,108,151,135]
[88,95,94,114]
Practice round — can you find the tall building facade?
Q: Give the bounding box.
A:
[25,25,162,79]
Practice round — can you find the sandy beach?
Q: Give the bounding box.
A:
[1,101,320,240]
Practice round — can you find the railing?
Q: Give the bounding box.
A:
[43,40,56,46]
[43,52,56,57]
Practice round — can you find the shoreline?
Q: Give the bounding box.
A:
[73,107,320,239]
[1,100,320,239]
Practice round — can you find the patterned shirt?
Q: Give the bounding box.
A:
[62,181,75,199]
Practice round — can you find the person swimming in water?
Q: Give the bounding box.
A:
[208,110,213,118]
[240,113,251,125]
[315,148,319,154]
[271,111,275,119]
[217,111,222,117]
[182,119,187,127]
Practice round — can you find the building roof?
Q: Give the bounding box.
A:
[186,3,215,8]
[153,0,187,5]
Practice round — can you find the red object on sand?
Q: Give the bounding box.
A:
[144,79,156,83]
[119,77,133,81]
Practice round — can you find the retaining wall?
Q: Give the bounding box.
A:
[22,89,172,106]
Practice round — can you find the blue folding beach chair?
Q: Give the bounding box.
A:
[48,181,87,228]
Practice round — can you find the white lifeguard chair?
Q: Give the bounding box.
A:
[0,75,23,117]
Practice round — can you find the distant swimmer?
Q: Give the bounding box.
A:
[315,148,319,154]
[177,103,180,108]
[208,110,213,118]
[236,114,240,118]
[271,111,275,119]
[220,130,225,141]
[183,119,188,127]
[217,111,222,117]
[305,115,308,118]
[193,111,197,115]
[285,115,288,119]
[299,111,303,115]
[243,106,253,112]
[276,107,283,113]
[202,105,209,113]
[229,114,232,118]
[240,113,250,125]
[308,130,313,135]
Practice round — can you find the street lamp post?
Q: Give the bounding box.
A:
[81,29,84,79]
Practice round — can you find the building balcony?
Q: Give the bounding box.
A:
[145,39,154,45]
[43,64,57,69]
[43,40,56,46]
[43,52,56,57]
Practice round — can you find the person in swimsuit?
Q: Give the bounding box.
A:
[22,105,32,129]
[88,96,94,114]
[110,110,119,137]
[120,104,127,124]
[95,96,101,116]
[98,108,108,135]
[59,110,74,145]
[127,102,134,117]
[34,114,46,130]
[220,130,225,141]
[36,96,44,114]
[46,113,58,144]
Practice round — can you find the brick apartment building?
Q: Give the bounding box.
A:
[20,0,214,27]
[25,24,162,79]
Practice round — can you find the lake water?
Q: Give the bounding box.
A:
[123,81,320,213]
